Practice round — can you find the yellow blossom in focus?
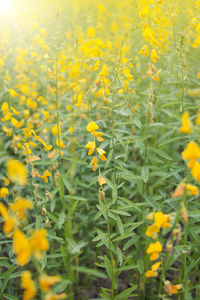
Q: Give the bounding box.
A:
[6,159,27,185]
[91,131,104,141]
[39,274,61,292]
[145,223,159,239]
[87,121,99,132]
[180,112,192,134]
[21,271,36,300]
[96,148,107,161]
[182,141,200,169]
[145,261,162,277]
[146,241,162,261]
[85,141,96,155]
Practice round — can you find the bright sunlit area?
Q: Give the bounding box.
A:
[0,0,14,16]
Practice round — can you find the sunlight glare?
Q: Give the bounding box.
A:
[0,0,14,16]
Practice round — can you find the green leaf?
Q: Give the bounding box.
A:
[58,211,66,229]
[72,266,107,279]
[115,285,137,300]
[104,255,113,280]
[142,166,149,183]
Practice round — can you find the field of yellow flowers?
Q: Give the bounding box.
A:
[1,0,200,299]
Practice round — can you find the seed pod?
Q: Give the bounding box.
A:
[42,207,46,216]
[166,241,173,253]
[45,217,50,228]
[99,190,105,202]
[46,192,52,201]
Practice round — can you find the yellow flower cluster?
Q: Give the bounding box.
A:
[145,212,171,278]
[85,121,106,171]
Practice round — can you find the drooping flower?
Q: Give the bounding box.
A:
[146,241,162,261]
[87,121,99,132]
[42,170,52,183]
[21,270,36,300]
[145,261,162,278]
[151,49,159,63]
[180,112,192,134]
[182,141,200,168]
[85,141,96,155]
[164,280,182,296]
[96,148,107,161]
[90,157,98,171]
[98,176,106,186]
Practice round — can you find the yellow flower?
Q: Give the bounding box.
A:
[6,159,27,185]
[91,131,104,141]
[90,157,98,171]
[145,261,162,277]
[98,176,106,186]
[2,102,9,114]
[87,121,99,132]
[0,187,9,199]
[13,229,31,266]
[39,274,61,292]
[0,202,16,233]
[151,49,159,63]
[172,182,186,198]
[44,293,67,300]
[180,112,192,134]
[146,241,162,261]
[9,89,18,97]
[88,26,95,38]
[138,45,149,56]
[56,138,66,148]
[164,280,182,296]
[21,271,36,300]
[185,184,199,195]
[42,170,52,183]
[182,141,200,168]
[154,212,170,229]
[11,117,24,128]
[29,229,49,259]
[52,124,61,136]
[196,110,200,125]
[9,197,33,220]
[85,141,96,155]
[191,161,200,182]
[96,148,107,161]
[145,224,159,239]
